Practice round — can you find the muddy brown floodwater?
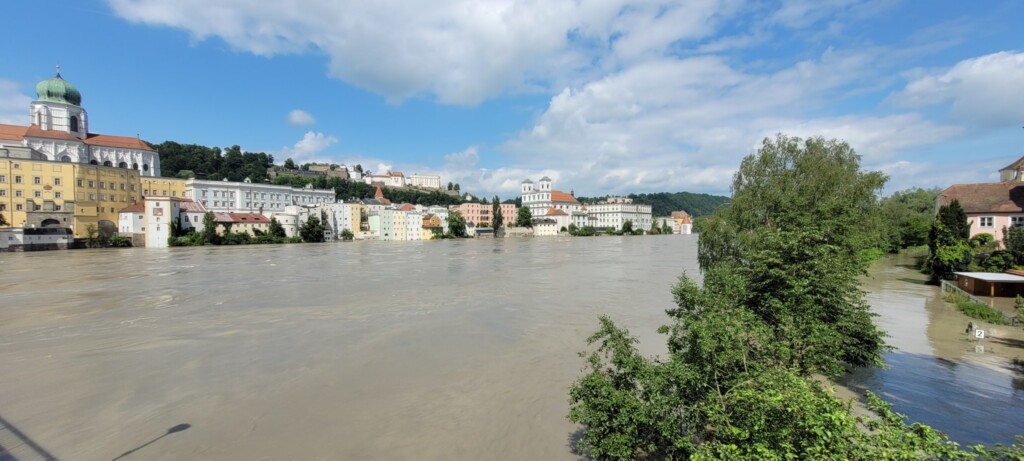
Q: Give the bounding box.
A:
[0,238,1021,460]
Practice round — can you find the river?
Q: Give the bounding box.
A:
[0,237,1021,460]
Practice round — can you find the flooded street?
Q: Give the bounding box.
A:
[1,239,1022,460]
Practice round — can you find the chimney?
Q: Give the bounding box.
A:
[259,206,264,216]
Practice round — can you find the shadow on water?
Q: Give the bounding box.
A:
[839,351,1024,447]
[110,424,191,461]
[0,413,59,461]
[989,336,1024,350]
[566,427,589,461]
[897,277,929,286]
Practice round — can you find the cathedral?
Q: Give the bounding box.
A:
[0,68,160,176]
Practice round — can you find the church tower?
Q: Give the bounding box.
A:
[30,66,88,139]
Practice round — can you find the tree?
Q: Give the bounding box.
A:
[284,158,296,169]
[927,200,971,282]
[201,211,219,245]
[1004,225,1024,265]
[516,206,533,228]
[447,211,468,238]
[85,224,99,248]
[447,181,453,191]
[299,214,325,243]
[340,229,354,240]
[492,196,504,232]
[0,212,7,226]
[268,217,287,238]
[454,183,460,192]
[621,220,634,235]
[354,164,363,173]
[568,134,1024,460]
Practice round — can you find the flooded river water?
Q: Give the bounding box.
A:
[0,238,1021,460]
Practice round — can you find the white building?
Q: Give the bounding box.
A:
[521,177,581,219]
[407,173,442,190]
[144,197,181,248]
[586,197,652,231]
[118,202,145,234]
[534,209,571,236]
[185,178,334,214]
[0,69,161,176]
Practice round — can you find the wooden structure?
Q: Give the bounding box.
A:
[953,271,1024,298]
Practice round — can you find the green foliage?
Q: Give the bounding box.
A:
[943,292,1011,325]
[108,234,132,247]
[927,214,972,283]
[621,220,634,235]
[268,217,287,238]
[971,232,995,248]
[980,250,1015,272]
[878,188,940,252]
[85,224,99,248]
[340,229,354,240]
[492,196,504,231]
[221,231,252,245]
[284,158,296,169]
[569,224,598,236]
[516,206,533,228]
[156,141,273,182]
[579,192,730,218]
[299,215,325,243]
[1004,225,1024,266]
[447,211,468,238]
[0,212,7,226]
[201,211,219,245]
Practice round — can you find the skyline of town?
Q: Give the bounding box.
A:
[1,1,1022,199]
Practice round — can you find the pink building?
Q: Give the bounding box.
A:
[938,156,1024,244]
[450,202,517,227]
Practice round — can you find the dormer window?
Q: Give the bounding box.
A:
[70,115,79,132]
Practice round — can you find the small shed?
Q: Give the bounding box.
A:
[953,272,1024,297]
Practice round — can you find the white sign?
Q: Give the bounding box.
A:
[975,329,985,339]
[975,345,985,354]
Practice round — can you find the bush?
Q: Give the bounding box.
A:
[108,235,132,247]
[944,292,1010,325]
[340,229,355,241]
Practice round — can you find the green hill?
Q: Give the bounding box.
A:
[579,191,729,217]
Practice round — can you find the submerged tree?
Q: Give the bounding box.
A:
[926,200,972,283]
[492,196,504,232]
[516,206,533,228]
[447,211,468,238]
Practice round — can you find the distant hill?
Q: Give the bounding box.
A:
[579,191,730,217]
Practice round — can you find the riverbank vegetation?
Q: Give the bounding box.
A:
[568,134,1024,460]
[943,291,1012,325]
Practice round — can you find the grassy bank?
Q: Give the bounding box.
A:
[943,292,1011,325]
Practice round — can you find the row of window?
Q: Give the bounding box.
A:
[0,190,64,199]
[978,216,1024,228]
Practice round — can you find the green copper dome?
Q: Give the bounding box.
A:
[35,71,81,106]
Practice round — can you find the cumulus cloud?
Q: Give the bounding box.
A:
[278,131,338,162]
[892,51,1024,127]
[0,80,31,125]
[287,109,316,126]
[443,146,480,167]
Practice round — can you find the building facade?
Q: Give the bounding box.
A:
[585,197,653,231]
[521,177,581,219]
[184,178,334,214]
[407,173,442,190]
[938,155,1024,244]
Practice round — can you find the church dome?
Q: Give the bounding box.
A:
[35,71,81,106]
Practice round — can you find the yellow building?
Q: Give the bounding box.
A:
[0,156,141,238]
[142,177,187,199]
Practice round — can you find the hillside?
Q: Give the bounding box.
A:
[579,191,729,217]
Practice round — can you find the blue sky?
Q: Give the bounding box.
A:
[1,0,1022,198]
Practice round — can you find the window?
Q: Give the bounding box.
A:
[1013,216,1024,227]
[54,177,62,186]
[15,175,23,184]
[0,175,4,183]
[0,190,4,196]
[16,204,23,211]
[980,216,994,228]
[88,180,95,188]
[15,190,22,198]
[33,176,42,184]
[0,204,4,211]
[55,191,62,199]
[77,179,83,187]
[70,115,79,132]
[34,191,42,198]
[33,204,41,211]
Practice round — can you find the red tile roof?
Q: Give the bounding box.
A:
[546,208,568,216]
[551,190,579,204]
[179,201,208,213]
[671,211,693,224]
[0,123,155,151]
[939,182,1024,214]
[227,212,270,223]
[24,125,79,142]
[0,124,28,140]
[389,171,404,177]
[119,202,145,213]
[399,203,416,211]
[85,134,155,151]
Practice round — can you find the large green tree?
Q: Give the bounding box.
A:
[447,211,468,238]
[201,211,219,245]
[926,200,972,282]
[569,135,939,459]
[879,187,940,252]
[299,214,325,243]
[268,217,287,238]
[516,206,533,228]
[491,196,504,231]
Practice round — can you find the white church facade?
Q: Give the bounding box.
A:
[0,68,161,176]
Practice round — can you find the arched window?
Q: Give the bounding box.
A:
[89,160,98,165]
[118,162,127,168]
[132,163,139,170]
[143,164,149,172]
[103,161,112,167]
[70,115,79,132]
[60,155,71,163]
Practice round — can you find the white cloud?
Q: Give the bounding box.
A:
[443,146,480,167]
[0,80,31,125]
[278,131,338,162]
[287,109,315,126]
[892,51,1024,127]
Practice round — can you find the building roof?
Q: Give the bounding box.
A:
[217,212,270,224]
[179,201,208,213]
[119,202,145,213]
[399,203,416,211]
[938,182,1024,214]
[36,72,81,106]
[546,208,568,216]
[2,123,155,151]
[540,176,552,182]
[551,190,579,204]
[954,272,1024,283]
[388,171,404,177]
[671,211,693,224]
[1000,155,1024,172]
